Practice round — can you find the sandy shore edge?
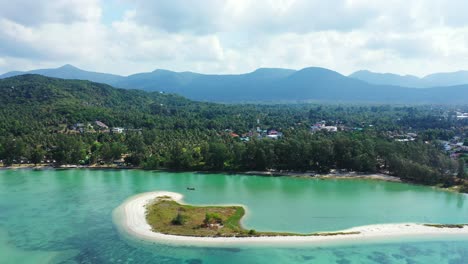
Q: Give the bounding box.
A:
[241,171,401,182]
[1,166,400,183]
[113,191,468,247]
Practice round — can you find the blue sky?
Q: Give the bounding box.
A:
[1,0,468,76]
[101,0,131,25]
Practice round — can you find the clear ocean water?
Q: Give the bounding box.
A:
[0,169,467,264]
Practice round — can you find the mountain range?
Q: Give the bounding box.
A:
[350,70,468,88]
[0,64,125,85]
[1,65,468,104]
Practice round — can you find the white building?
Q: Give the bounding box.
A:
[112,127,124,134]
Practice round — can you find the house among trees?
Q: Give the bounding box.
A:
[266,130,283,139]
[456,112,468,120]
[112,127,124,134]
[113,157,126,166]
[323,126,338,132]
[72,123,86,133]
[310,121,338,133]
[95,121,109,130]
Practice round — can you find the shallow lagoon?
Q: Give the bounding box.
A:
[0,169,467,263]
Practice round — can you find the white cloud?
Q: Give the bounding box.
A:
[1,0,468,77]
[0,0,101,26]
[0,18,108,60]
[129,0,376,34]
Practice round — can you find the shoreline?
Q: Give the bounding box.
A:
[113,191,468,247]
[0,164,138,171]
[0,165,400,182]
[4,166,464,194]
[238,171,401,182]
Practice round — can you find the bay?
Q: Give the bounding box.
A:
[0,169,467,264]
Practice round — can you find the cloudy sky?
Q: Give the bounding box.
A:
[1,0,468,76]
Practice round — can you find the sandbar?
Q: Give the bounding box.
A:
[113,191,468,247]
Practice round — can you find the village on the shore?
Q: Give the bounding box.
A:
[3,110,468,170]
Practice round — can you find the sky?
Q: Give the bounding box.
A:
[1,0,468,76]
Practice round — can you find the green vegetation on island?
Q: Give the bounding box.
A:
[146,198,247,237]
[145,196,360,237]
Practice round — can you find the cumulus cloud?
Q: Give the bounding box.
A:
[1,0,468,76]
[129,0,376,34]
[126,0,468,34]
[0,0,101,26]
[0,18,108,60]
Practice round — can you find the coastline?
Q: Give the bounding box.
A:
[239,171,401,182]
[4,166,465,195]
[0,164,136,170]
[1,165,400,183]
[113,191,468,247]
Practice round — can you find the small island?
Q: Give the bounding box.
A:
[114,191,468,247]
[145,196,358,237]
[146,197,250,237]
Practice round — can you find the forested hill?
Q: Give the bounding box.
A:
[0,74,317,136]
[0,74,199,132]
[0,64,124,85]
[0,74,184,108]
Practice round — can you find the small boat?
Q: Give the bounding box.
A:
[187,187,196,191]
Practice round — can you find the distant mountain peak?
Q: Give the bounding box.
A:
[248,68,296,79]
[353,70,372,74]
[350,69,468,87]
[349,70,423,88]
[299,66,339,73]
[352,70,418,78]
[295,67,343,77]
[252,67,294,72]
[58,64,80,70]
[151,69,177,74]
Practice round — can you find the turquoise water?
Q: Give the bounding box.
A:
[0,169,467,263]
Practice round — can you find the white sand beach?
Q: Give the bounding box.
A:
[113,191,468,247]
[242,171,402,182]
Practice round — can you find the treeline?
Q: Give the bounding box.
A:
[0,130,459,186]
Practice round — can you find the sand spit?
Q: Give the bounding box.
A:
[113,191,468,247]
